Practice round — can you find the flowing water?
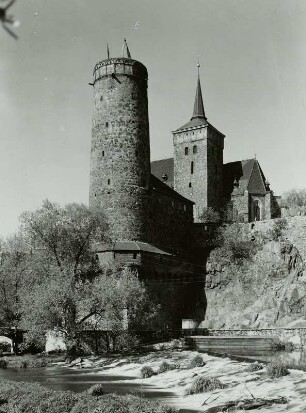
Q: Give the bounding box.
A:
[0,350,305,413]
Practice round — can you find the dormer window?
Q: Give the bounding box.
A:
[162,173,168,181]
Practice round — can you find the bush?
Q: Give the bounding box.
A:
[3,355,49,369]
[115,332,139,352]
[200,207,221,223]
[270,218,288,240]
[270,338,295,352]
[189,355,206,368]
[186,376,224,395]
[0,342,11,353]
[158,361,178,374]
[18,333,45,355]
[0,359,7,369]
[87,383,104,397]
[244,361,264,372]
[284,342,295,352]
[266,362,289,378]
[140,365,155,378]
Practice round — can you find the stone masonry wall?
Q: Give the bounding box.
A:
[149,188,193,253]
[173,125,224,221]
[89,58,151,242]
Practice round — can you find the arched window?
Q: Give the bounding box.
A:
[185,147,188,155]
[191,161,194,174]
[193,145,197,154]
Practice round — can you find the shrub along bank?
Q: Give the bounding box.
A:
[0,379,176,413]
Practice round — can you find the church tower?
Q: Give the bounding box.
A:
[89,42,151,242]
[172,65,225,221]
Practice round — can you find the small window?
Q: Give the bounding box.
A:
[185,147,188,155]
[107,179,110,185]
[100,96,103,101]
[189,182,192,188]
[191,161,194,174]
[133,253,137,259]
[193,145,197,154]
[102,151,105,157]
[105,122,109,127]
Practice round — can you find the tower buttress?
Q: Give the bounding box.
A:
[89,45,151,241]
[172,66,225,221]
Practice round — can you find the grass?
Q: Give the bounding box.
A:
[2,354,64,369]
[185,376,225,395]
[0,378,177,413]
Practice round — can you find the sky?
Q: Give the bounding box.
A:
[0,0,305,236]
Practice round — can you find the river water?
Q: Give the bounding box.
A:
[0,350,305,413]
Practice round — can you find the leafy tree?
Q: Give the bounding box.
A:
[280,188,306,216]
[0,233,29,353]
[199,207,221,223]
[19,200,156,356]
[19,200,109,358]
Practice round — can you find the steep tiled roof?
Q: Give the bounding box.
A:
[150,174,193,204]
[95,241,172,255]
[151,158,174,187]
[223,159,269,198]
[173,116,208,132]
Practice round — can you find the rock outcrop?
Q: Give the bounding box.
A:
[205,217,306,328]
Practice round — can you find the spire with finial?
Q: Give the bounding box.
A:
[122,38,131,58]
[191,57,206,120]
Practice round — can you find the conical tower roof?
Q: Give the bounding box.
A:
[173,64,208,132]
[191,72,206,120]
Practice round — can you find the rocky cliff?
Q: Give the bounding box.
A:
[205,217,306,329]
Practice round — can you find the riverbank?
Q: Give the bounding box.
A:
[0,378,175,413]
[63,349,306,412]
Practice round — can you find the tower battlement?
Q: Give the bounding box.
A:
[93,58,148,84]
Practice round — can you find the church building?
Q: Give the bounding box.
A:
[89,43,280,328]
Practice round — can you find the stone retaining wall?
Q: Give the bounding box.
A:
[208,328,306,348]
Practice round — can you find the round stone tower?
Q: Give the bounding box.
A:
[89,53,151,242]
